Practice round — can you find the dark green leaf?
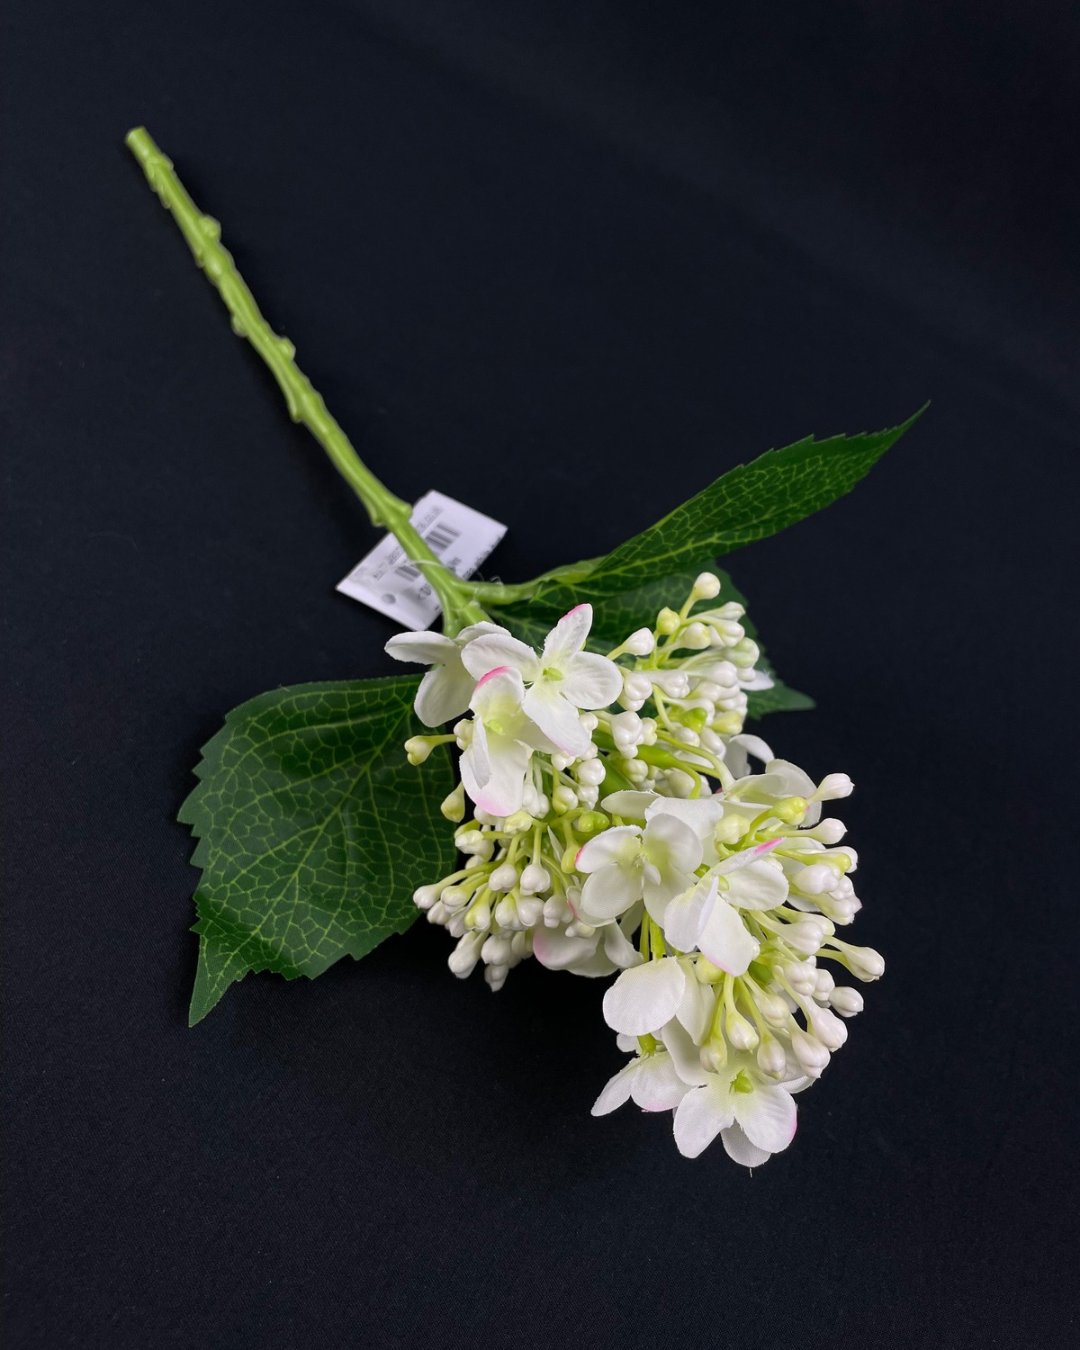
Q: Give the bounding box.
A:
[501,410,923,631]
[179,677,456,1025]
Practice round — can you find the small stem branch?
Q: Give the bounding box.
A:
[125,126,483,632]
[467,556,604,604]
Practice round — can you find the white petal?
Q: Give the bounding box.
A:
[575,825,642,873]
[615,1033,638,1053]
[673,1082,735,1158]
[643,867,696,927]
[732,733,774,764]
[601,790,658,819]
[540,603,593,666]
[674,957,713,1042]
[720,1122,772,1168]
[643,813,703,878]
[591,1061,636,1116]
[412,662,475,727]
[645,796,724,843]
[732,1084,798,1154]
[523,681,592,756]
[464,717,491,786]
[470,732,530,817]
[456,621,510,644]
[384,631,458,666]
[602,958,686,1036]
[602,921,643,969]
[697,899,760,975]
[661,1017,710,1086]
[561,651,624,709]
[662,877,717,953]
[629,1054,690,1112]
[532,925,600,971]
[461,633,540,682]
[723,859,789,911]
[580,863,643,921]
[470,665,526,720]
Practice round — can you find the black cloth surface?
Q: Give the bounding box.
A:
[3,3,1079,1346]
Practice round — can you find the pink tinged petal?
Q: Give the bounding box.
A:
[661,1016,710,1086]
[523,681,592,756]
[560,651,624,709]
[643,813,704,878]
[580,864,643,921]
[602,921,643,969]
[602,958,686,1036]
[412,662,475,727]
[461,633,540,683]
[663,878,717,954]
[723,859,789,912]
[674,957,713,1043]
[720,1122,773,1168]
[575,825,643,873]
[591,1061,636,1116]
[384,631,459,666]
[473,732,531,817]
[470,665,526,719]
[601,790,658,819]
[630,1054,691,1112]
[697,899,760,975]
[541,603,593,667]
[532,925,601,971]
[732,1084,798,1154]
[673,1082,736,1159]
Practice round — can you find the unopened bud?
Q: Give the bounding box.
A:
[756,1036,787,1078]
[553,785,579,813]
[726,1011,759,1051]
[623,627,656,655]
[576,758,607,787]
[845,945,885,981]
[412,884,443,911]
[656,607,680,635]
[692,572,721,600]
[817,772,854,800]
[440,782,466,822]
[791,1028,830,1071]
[828,985,864,1017]
[520,863,550,894]
[793,863,837,896]
[404,736,436,765]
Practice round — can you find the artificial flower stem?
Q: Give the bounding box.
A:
[124,127,485,633]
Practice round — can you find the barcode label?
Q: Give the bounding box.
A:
[336,490,507,629]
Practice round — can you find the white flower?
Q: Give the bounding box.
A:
[672,1055,803,1165]
[591,1050,690,1115]
[574,809,704,924]
[458,667,555,817]
[663,842,788,976]
[385,621,508,727]
[461,603,622,757]
[532,915,641,977]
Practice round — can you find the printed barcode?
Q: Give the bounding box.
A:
[394,519,462,582]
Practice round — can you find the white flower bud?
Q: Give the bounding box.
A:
[553,785,578,813]
[785,920,828,956]
[726,1011,759,1051]
[793,863,837,896]
[679,622,711,650]
[566,920,596,939]
[412,883,443,910]
[481,934,512,965]
[813,968,836,998]
[578,784,599,807]
[516,897,544,928]
[611,710,643,748]
[623,758,650,783]
[623,627,656,655]
[543,894,570,927]
[488,863,518,892]
[829,985,864,1016]
[520,863,550,894]
[484,963,509,992]
[465,900,491,931]
[510,930,531,958]
[427,900,448,926]
[448,932,484,977]
[580,712,599,732]
[807,1004,848,1050]
[817,773,854,800]
[810,817,847,844]
[656,607,680,635]
[440,783,466,822]
[663,769,695,798]
[502,810,534,835]
[756,1036,787,1078]
[692,572,721,600]
[699,1041,728,1073]
[620,671,652,710]
[575,758,607,787]
[551,752,572,772]
[791,1028,830,1071]
[785,961,818,996]
[754,990,791,1026]
[650,670,690,698]
[493,896,519,928]
[845,945,886,981]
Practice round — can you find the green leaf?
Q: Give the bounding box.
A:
[179,676,456,1025]
[500,410,923,632]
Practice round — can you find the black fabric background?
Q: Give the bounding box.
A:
[3,3,1079,1346]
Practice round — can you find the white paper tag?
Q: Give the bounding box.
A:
[336,490,507,629]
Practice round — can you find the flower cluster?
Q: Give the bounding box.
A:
[387,575,883,1166]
